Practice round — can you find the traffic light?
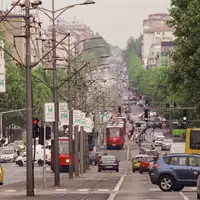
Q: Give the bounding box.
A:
[33,118,39,138]
[166,103,170,108]
[144,109,149,121]
[173,101,177,108]
[183,109,187,121]
[39,126,51,145]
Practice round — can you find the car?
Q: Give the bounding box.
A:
[144,149,159,158]
[161,139,173,151]
[154,139,163,147]
[0,147,17,163]
[89,152,103,166]
[197,174,200,199]
[139,155,157,173]
[153,132,165,141]
[149,153,200,192]
[98,155,119,172]
[0,165,5,185]
[131,154,146,173]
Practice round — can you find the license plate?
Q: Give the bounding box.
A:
[112,144,116,146]
[105,166,112,168]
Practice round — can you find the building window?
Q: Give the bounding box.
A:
[157,32,161,35]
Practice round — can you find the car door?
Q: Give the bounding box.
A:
[169,156,189,184]
[187,156,200,185]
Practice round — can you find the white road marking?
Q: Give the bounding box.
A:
[179,192,190,200]
[77,189,89,192]
[6,190,17,193]
[55,189,67,192]
[149,188,160,191]
[142,182,148,184]
[190,187,196,190]
[107,168,127,200]
[97,189,110,192]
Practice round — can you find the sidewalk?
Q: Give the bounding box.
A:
[0,166,98,197]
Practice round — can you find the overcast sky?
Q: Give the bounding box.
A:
[5,0,170,48]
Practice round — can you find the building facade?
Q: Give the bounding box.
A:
[142,13,175,69]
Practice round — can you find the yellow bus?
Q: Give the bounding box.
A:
[185,128,200,154]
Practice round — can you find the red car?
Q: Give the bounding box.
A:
[139,155,157,174]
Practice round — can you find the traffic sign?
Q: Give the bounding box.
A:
[73,110,81,126]
[80,112,86,126]
[59,103,69,125]
[103,112,110,122]
[44,103,55,122]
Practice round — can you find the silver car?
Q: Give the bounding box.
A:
[0,147,17,163]
[161,139,173,151]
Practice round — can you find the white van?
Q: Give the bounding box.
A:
[15,145,50,167]
[170,143,185,153]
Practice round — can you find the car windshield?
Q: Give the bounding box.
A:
[101,156,116,161]
[2,149,14,154]
[146,151,158,156]
[143,156,157,162]
[59,140,69,154]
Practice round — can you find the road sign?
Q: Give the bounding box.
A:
[80,112,86,126]
[59,103,69,125]
[103,112,110,122]
[85,117,93,133]
[73,110,81,126]
[44,103,55,122]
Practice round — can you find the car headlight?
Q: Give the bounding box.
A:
[66,159,70,163]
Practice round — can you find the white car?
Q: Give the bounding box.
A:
[153,132,165,141]
[0,147,17,163]
[154,139,163,146]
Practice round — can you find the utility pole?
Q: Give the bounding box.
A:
[74,125,79,177]
[80,126,84,174]
[68,35,73,179]
[52,0,60,186]
[25,0,34,196]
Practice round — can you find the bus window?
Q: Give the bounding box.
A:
[107,128,120,137]
[190,130,200,149]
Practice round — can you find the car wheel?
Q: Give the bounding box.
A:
[173,185,184,191]
[132,168,135,173]
[18,160,23,167]
[0,182,3,186]
[38,160,44,166]
[116,169,119,172]
[98,169,101,172]
[159,175,173,192]
[91,160,96,166]
[139,170,143,174]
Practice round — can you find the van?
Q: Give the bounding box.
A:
[15,145,50,167]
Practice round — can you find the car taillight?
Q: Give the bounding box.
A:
[96,156,99,160]
[99,161,103,164]
[114,160,118,164]
[152,164,159,169]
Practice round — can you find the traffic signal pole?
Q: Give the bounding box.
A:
[52,0,60,186]
[25,0,34,196]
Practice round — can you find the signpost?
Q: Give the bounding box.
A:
[0,41,5,93]
[44,103,55,122]
[59,103,69,125]
[73,110,81,126]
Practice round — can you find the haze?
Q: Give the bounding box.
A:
[4,0,170,48]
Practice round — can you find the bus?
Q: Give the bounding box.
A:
[116,116,126,135]
[106,123,125,150]
[185,128,200,154]
[172,122,185,137]
[51,137,75,172]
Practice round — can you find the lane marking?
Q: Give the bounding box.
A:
[6,190,17,193]
[107,168,127,200]
[77,189,89,192]
[179,192,190,200]
[98,189,110,192]
[55,189,67,192]
[149,188,160,191]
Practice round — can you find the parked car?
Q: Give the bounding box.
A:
[0,164,5,185]
[139,155,157,173]
[89,152,103,166]
[0,147,17,163]
[149,153,200,192]
[161,139,173,151]
[98,155,119,172]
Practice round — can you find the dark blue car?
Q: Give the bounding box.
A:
[149,153,200,191]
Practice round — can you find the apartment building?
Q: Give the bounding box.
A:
[142,13,175,69]
[0,10,42,65]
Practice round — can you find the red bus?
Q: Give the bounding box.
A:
[106,123,125,150]
[51,137,75,172]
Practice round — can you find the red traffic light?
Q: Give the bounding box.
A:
[33,118,39,125]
